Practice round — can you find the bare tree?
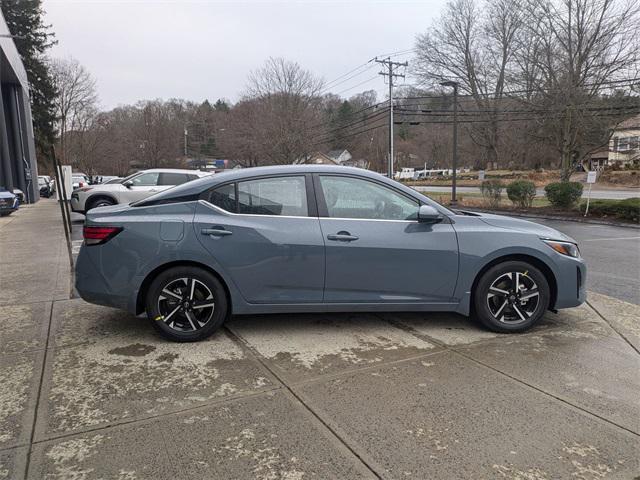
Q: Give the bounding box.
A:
[414,0,525,168]
[50,57,98,167]
[226,57,325,165]
[516,0,640,180]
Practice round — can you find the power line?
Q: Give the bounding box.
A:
[394,104,640,116]
[321,60,375,91]
[311,121,388,147]
[311,107,389,140]
[393,109,640,125]
[333,74,380,97]
[321,64,378,95]
[394,77,640,101]
[306,101,386,132]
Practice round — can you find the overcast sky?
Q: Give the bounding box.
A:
[43,0,446,110]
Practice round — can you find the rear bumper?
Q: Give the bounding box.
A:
[75,245,136,312]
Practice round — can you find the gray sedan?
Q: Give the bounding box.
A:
[76,165,586,342]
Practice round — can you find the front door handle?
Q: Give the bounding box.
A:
[201,227,233,237]
[327,231,359,242]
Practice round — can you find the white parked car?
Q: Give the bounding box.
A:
[72,173,90,190]
[70,168,212,214]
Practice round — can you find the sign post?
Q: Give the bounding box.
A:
[584,171,597,217]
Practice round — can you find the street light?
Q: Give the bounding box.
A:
[440,80,459,206]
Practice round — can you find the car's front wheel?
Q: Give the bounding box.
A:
[473,260,550,333]
[87,197,115,211]
[145,266,228,342]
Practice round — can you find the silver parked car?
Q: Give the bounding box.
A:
[71,168,211,213]
[76,165,586,342]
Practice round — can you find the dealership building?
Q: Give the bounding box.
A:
[0,11,39,203]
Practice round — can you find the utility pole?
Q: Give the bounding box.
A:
[376,57,407,179]
[440,81,459,205]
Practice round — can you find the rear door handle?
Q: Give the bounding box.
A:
[201,227,233,237]
[327,231,359,242]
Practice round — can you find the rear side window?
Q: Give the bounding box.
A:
[208,183,237,212]
[238,176,308,216]
[158,173,190,186]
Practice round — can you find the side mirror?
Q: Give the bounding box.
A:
[418,204,443,223]
[123,180,133,189]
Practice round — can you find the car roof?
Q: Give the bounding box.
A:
[210,165,387,182]
[138,168,210,175]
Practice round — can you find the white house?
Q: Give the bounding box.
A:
[609,115,640,167]
[326,149,352,164]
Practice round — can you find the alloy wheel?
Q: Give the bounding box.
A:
[486,271,539,324]
[157,277,216,332]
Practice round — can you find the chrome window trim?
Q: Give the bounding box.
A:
[199,199,315,220]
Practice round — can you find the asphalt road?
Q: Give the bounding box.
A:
[69,211,638,305]
[414,184,640,199]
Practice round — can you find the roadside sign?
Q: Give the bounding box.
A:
[478,170,485,181]
[584,171,597,216]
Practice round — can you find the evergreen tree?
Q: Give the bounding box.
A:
[213,99,230,112]
[1,0,57,155]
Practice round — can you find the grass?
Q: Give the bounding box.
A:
[423,190,640,224]
[422,191,551,208]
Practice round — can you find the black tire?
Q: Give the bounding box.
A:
[145,266,228,342]
[473,260,550,333]
[0,212,10,217]
[87,196,115,211]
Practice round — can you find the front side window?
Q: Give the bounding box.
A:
[319,176,419,220]
[238,176,308,216]
[130,172,159,186]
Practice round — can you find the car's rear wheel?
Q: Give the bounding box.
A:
[87,197,115,211]
[145,266,228,342]
[473,260,550,333]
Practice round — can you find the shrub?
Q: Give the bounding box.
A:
[581,197,640,223]
[507,180,536,208]
[544,182,583,208]
[480,179,504,208]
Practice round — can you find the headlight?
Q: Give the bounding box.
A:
[543,239,580,258]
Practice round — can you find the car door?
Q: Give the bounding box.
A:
[120,171,161,203]
[193,175,325,304]
[315,174,459,304]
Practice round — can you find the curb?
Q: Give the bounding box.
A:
[461,208,640,229]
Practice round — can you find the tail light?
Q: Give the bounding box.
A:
[83,226,122,246]
[78,186,93,192]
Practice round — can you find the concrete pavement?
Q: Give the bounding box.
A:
[1,199,639,479]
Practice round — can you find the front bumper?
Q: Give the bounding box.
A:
[70,193,85,213]
[553,255,587,309]
[0,198,18,213]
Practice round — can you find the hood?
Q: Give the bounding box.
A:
[86,184,124,192]
[462,211,577,243]
[0,189,16,199]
